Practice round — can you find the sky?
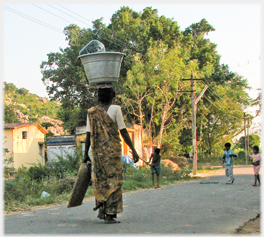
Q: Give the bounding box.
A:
[2,0,263,139]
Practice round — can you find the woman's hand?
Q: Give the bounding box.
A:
[82,154,91,163]
[132,150,139,163]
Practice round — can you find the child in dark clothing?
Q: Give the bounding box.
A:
[149,148,161,188]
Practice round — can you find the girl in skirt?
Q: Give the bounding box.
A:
[250,145,261,186]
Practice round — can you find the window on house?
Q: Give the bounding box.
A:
[39,143,44,155]
[22,131,27,139]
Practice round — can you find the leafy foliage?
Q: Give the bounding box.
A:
[40,6,253,156]
[4,82,61,122]
[4,102,20,123]
[237,134,261,151]
[3,144,14,178]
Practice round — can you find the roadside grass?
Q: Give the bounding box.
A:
[4,161,192,214]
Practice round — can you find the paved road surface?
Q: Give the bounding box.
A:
[4,166,261,234]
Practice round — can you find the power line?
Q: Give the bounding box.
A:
[41,4,130,50]
[200,78,225,103]
[56,4,93,25]
[203,95,246,120]
[207,87,224,102]
[4,3,158,53]
[229,56,261,70]
[5,5,127,51]
[4,6,63,34]
[206,86,225,103]
[201,80,254,120]
[201,75,259,114]
[46,4,91,27]
[53,4,142,50]
[32,4,73,25]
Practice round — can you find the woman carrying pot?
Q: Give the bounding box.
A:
[83,84,139,224]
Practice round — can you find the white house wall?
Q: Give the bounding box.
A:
[47,145,76,162]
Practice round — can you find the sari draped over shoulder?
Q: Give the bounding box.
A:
[88,105,123,215]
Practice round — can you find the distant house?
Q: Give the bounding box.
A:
[3,123,48,169]
[46,136,76,162]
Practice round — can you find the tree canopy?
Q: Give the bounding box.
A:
[40,6,254,157]
[237,135,261,151]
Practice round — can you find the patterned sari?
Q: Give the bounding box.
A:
[88,105,123,215]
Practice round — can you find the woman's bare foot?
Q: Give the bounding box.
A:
[104,216,120,224]
[97,207,105,220]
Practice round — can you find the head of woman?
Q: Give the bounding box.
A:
[98,87,116,105]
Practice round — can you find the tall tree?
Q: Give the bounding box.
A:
[123,41,209,149]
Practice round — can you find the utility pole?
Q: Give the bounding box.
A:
[191,74,197,175]
[247,117,250,164]
[244,113,247,163]
[182,73,207,175]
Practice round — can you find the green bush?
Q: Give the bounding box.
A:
[181,167,192,178]
[238,151,245,159]
[123,164,139,180]
[28,163,49,181]
[4,180,24,202]
[131,172,147,182]
[47,149,82,178]
[44,175,75,195]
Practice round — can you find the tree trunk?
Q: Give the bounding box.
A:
[157,104,169,148]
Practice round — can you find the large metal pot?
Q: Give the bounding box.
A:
[78,52,125,84]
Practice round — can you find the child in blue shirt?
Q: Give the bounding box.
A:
[222,143,237,184]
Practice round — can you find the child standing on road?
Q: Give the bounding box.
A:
[222,143,237,184]
[149,148,161,188]
[250,145,261,186]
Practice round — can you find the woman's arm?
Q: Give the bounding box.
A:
[83,132,91,163]
[120,128,139,163]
